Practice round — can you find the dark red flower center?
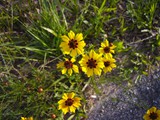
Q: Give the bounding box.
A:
[104,61,110,67]
[68,39,78,49]
[149,112,158,120]
[64,60,73,69]
[86,58,97,69]
[65,98,74,106]
[104,47,110,53]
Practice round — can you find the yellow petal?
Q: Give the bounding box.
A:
[60,42,67,48]
[29,117,33,120]
[61,35,70,42]
[60,42,70,54]
[89,50,94,58]
[73,97,81,101]
[143,114,149,120]
[62,93,68,100]
[71,58,76,63]
[68,69,73,76]
[94,68,101,76]
[99,48,104,53]
[67,92,75,99]
[111,64,116,68]
[83,55,89,62]
[97,62,105,68]
[57,62,64,68]
[148,107,157,113]
[86,68,93,77]
[62,106,69,114]
[81,67,87,73]
[110,45,116,49]
[103,67,112,73]
[76,47,83,55]
[21,117,26,120]
[72,65,79,73]
[58,99,66,105]
[69,106,76,113]
[110,49,115,54]
[70,49,77,57]
[78,41,86,47]
[62,68,67,74]
[75,33,83,41]
[73,102,81,108]
[104,40,109,46]
[157,110,160,114]
[68,31,75,40]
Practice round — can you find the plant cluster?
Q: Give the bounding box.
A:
[55,30,117,118]
[0,0,160,120]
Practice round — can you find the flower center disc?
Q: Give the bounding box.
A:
[87,58,97,68]
[104,47,110,53]
[68,39,78,49]
[64,61,73,69]
[149,112,158,120]
[65,98,74,106]
[104,61,110,67]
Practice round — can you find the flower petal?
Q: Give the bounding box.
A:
[72,65,79,73]
[57,62,64,68]
[75,33,83,41]
[62,106,69,114]
[69,106,76,113]
[67,92,75,99]
[68,31,75,40]
[70,49,77,57]
[61,35,70,42]
[68,69,73,76]
[62,68,67,74]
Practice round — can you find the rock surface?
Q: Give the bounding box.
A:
[87,69,160,120]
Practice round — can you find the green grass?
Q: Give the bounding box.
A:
[0,0,160,120]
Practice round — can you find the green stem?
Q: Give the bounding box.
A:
[82,76,94,92]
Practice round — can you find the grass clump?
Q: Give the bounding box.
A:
[0,0,160,120]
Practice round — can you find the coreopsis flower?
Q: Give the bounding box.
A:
[102,54,116,73]
[21,117,33,120]
[143,106,160,120]
[99,39,116,55]
[79,50,104,77]
[58,92,81,114]
[60,30,86,57]
[57,58,79,76]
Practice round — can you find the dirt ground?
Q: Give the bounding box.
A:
[87,68,160,120]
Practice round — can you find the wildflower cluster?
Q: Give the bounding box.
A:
[57,30,116,77]
[57,30,117,114]
[143,106,160,120]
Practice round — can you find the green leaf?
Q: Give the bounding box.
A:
[27,30,48,47]
[155,56,160,61]
[15,46,45,55]
[41,26,58,37]
[113,41,124,52]
[67,114,75,120]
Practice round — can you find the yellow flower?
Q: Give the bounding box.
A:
[99,39,116,55]
[60,30,86,57]
[102,54,116,73]
[79,50,104,77]
[21,117,33,120]
[57,58,79,76]
[143,106,160,120]
[58,92,81,114]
